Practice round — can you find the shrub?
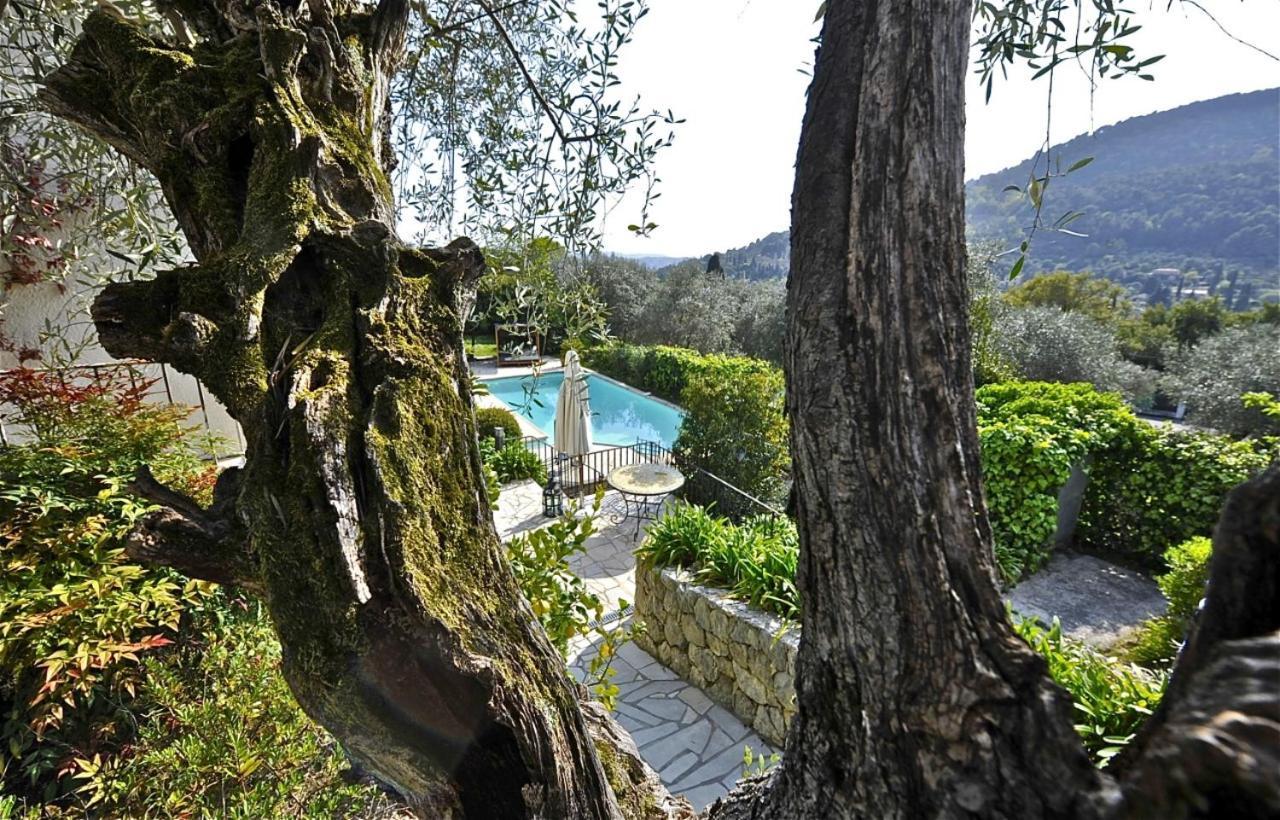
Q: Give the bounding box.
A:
[674,369,789,518]
[475,406,522,444]
[978,416,1088,581]
[990,306,1156,404]
[975,382,1144,581]
[505,492,633,707]
[480,439,547,484]
[639,504,799,619]
[1166,323,1280,436]
[1076,428,1277,563]
[974,381,1273,574]
[1128,536,1212,665]
[581,342,776,405]
[74,605,397,818]
[0,366,217,802]
[1012,615,1167,766]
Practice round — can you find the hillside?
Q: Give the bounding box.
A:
[966,88,1279,299]
[672,90,1280,303]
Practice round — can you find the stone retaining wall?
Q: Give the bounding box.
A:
[634,563,797,746]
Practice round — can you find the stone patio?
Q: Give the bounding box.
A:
[494,480,778,811]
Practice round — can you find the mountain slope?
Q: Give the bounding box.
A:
[682,90,1279,300]
[966,88,1279,288]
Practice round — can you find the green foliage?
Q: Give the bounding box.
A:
[976,382,1143,581]
[968,241,1017,386]
[581,343,778,405]
[1158,536,1213,619]
[71,606,396,818]
[1128,537,1213,666]
[975,380,1274,575]
[978,417,1086,581]
[1076,427,1277,562]
[674,370,790,518]
[1012,615,1167,766]
[741,744,781,778]
[0,366,217,802]
[475,239,612,354]
[989,306,1156,404]
[1004,271,1132,323]
[505,492,633,707]
[479,439,547,485]
[1166,297,1227,351]
[475,406,523,444]
[639,504,799,620]
[1166,324,1280,437]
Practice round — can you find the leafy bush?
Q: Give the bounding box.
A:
[975,380,1272,575]
[1128,537,1212,665]
[581,342,776,405]
[1166,323,1280,436]
[0,366,217,802]
[639,504,799,619]
[474,406,522,444]
[978,416,1087,581]
[479,438,547,484]
[73,604,397,818]
[674,370,789,518]
[1076,428,1277,563]
[975,382,1144,581]
[1012,615,1167,766]
[506,492,633,707]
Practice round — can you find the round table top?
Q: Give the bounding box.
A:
[607,463,685,496]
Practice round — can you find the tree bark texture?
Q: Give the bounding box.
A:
[765,1,1107,815]
[41,4,680,817]
[713,2,1278,818]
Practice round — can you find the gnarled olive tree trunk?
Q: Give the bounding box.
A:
[40,3,679,817]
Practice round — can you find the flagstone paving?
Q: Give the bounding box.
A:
[494,480,779,811]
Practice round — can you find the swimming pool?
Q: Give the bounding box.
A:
[484,370,684,449]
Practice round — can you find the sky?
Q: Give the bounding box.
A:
[600,0,1280,258]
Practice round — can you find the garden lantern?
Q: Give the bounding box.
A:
[542,457,564,518]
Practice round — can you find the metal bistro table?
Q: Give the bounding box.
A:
[606,462,685,538]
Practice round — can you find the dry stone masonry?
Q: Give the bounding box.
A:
[635,563,797,746]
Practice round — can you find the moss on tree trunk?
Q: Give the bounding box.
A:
[41,4,681,816]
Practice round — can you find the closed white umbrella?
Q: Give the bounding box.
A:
[554,350,593,458]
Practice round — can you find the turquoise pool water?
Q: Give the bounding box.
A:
[484,371,684,449]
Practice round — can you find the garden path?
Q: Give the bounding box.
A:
[494,480,778,811]
[1007,553,1167,648]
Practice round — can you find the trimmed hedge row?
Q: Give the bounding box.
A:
[581,342,777,404]
[977,381,1277,581]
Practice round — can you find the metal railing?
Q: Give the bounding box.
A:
[520,436,785,519]
[521,437,675,497]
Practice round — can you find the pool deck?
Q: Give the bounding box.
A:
[494,480,779,811]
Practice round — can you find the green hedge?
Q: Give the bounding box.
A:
[976,381,1276,580]
[976,382,1144,581]
[674,369,789,517]
[1127,536,1213,665]
[475,406,523,444]
[1077,429,1277,562]
[581,342,777,405]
